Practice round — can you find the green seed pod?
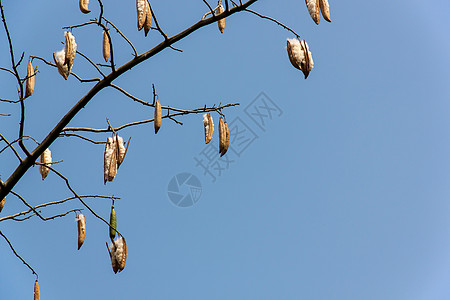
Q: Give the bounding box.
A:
[109,205,117,240]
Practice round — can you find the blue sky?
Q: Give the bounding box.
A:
[1,0,450,299]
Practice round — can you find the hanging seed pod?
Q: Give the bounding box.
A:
[143,0,152,36]
[102,30,110,62]
[79,0,90,14]
[136,0,146,31]
[34,280,40,300]
[109,205,117,240]
[107,236,127,273]
[221,121,230,156]
[203,113,214,144]
[0,197,5,213]
[216,0,225,33]
[305,0,320,24]
[104,137,117,183]
[115,135,126,166]
[154,98,161,134]
[64,31,77,71]
[25,59,35,97]
[218,117,225,155]
[77,214,86,250]
[286,38,314,79]
[319,0,331,22]
[53,50,69,80]
[39,148,52,180]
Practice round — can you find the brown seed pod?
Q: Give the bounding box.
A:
[115,135,127,166]
[102,30,110,62]
[79,0,90,14]
[305,0,320,24]
[25,59,35,97]
[77,214,86,250]
[286,38,314,79]
[218,117,225,155]
[34,280,40,300]
[221,121,230,157]
[64,31,77,71]
[216,0,225,33]
[203,113,214,144]
[39,148,52,180]
[154,98,161,134]
[136,0,146,31]
[104,137,117,183]
[0,197,5,213]
[106,236,127,273]
[53,51,69,80]
[118,237,127,272]
[144,0,152,36]
[319,0,331,22]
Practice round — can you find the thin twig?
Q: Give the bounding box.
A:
[76,50,106,77]
[45,166,123,237]
[62,102,240,132]
[0,132,22,161]
[58,133,106,144]
[0,195,119,222]
[102,16,138,57]
[0,230,38,279]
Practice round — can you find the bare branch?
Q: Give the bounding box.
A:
[44,165,123,237]
[62,102,239,133]
[0,0,258,200]
[0,230,38,279]
[0,132,22,161]
[243,6,301,38]
[0,195,119,222]
[0,2,29,157]
[76,49,106,77]
[0,66,15,77]
[58,133,106,144]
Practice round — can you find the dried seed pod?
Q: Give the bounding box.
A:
[39,148,52,180]
[0,197,5,213]
[104,137,117,183]
[154,98,161,134]
[64,31,77,71]
[218,117,224,155]
[221,121,230,157]
[77,214,86,250]
[136,0,146,31]
[102,30,110,62]
[53,50,69,80]
[203,113,214,144]
[286,38,314,79]
[305,0,320,24]
[144,0,152,36]
[79,0,90,14]
[109,205,117,240]
[34,280,40,300]
[107,236,127,273]
[216,0,225,33]
[25,59,35,97]
[115,135,127,166]
[319,0,331,22]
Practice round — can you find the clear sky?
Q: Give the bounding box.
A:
[1,0,450,299]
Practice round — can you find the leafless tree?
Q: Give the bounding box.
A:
[0,0,331,296]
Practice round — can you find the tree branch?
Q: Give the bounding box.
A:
[0,0,258,201]
[0,230,38,279]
